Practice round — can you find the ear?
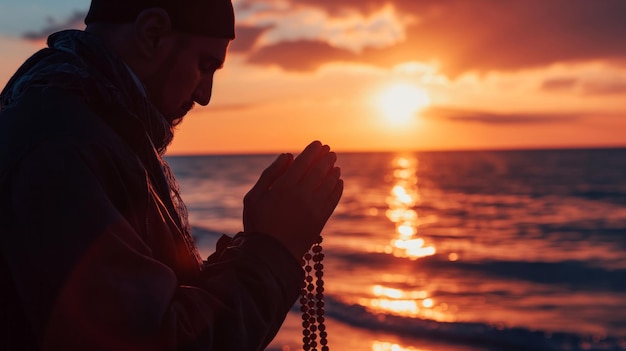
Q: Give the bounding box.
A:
[133,8,173,58]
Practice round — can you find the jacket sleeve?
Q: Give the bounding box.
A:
[2,141,303,351]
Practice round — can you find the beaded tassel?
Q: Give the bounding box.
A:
[300,236,328,351]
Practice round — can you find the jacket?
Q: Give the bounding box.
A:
[0,30,302,351]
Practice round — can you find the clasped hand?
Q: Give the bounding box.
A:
[243,141,344,259]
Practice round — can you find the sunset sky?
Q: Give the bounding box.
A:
[1,0,625,154]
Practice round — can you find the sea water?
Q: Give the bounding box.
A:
[167,148,626,351]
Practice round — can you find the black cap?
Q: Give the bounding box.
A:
[85,0,235,39]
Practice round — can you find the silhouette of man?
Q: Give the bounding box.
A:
[0,1,343,350]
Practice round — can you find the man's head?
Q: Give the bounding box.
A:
[85,0,234,125]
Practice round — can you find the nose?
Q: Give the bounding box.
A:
[192,77,214,106]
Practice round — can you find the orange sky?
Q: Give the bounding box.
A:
[1,0,625,155]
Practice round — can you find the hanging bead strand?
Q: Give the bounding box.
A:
[301,236,328,351]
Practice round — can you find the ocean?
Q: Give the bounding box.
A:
[166,148,626,351]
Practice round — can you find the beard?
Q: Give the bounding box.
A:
[156,102,196,153]
[168,101,195,127]
[154,117,175,155]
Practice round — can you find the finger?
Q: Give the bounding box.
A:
[284,141,326,184]
[313,166,340,202]
[322,178,344,221]
[301,152,337,189]
[246,153,292,199]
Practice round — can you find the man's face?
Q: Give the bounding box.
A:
[142,34,230,126]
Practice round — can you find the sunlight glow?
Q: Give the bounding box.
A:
[361,284,454,322]
[422,298,434,308]
[391,238,436,259]
[397,224,415,237]
[360,294,456,322]
[367,298,420,315]
[373,285,404,299]
[377,83,431,125]
[372,341,429,351]
[385,208,417,223]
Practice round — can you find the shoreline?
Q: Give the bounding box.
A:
[268,311,489,351]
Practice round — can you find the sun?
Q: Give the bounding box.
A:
[376,83,431,125]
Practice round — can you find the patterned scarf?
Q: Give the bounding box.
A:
[0,29,202,266]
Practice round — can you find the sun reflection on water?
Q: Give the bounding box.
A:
[383,156,436,260]
[372,341,431,351]
[359,283,454,322]
[360,155,458,323]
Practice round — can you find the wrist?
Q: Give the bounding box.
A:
[236,231,305,263]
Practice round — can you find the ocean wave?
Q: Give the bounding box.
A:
[574,190,626,205]
[315,295,626,351]
[450,259,626,292]
[325,248,626,293]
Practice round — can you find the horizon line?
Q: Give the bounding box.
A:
[165,143,626,157]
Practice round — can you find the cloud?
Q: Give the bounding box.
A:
[238,0,626,76]
[540,76,626,96]
[22,11,86,41]
[21,1,626,78]
[247,40,357,71]
[237,2,411,53]
[422,106,581,124]
[541,78,578,92]
[230,25,271,52]
[581,79,626,95]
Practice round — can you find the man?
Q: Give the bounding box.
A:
[0,0,343,350]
